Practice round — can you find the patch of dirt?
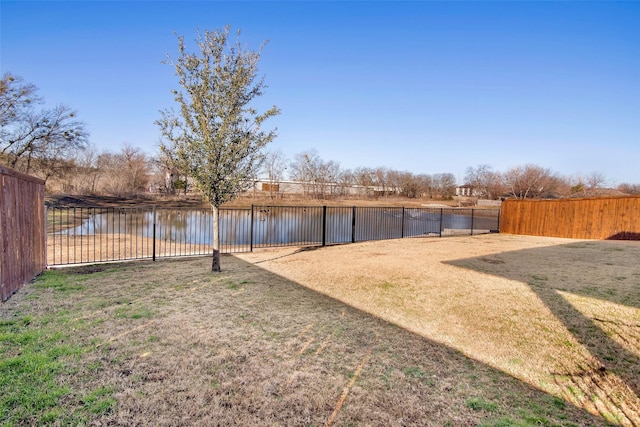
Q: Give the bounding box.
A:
[61,264,111,274]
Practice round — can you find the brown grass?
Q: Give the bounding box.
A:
[236,234,640,425]
[3,234,637,425]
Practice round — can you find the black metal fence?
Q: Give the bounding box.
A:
[47,205,500,266]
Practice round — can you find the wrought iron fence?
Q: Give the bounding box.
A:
[47,205,500,266]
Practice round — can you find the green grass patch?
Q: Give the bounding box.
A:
[228,279,253,290]
[466,397,498,412]
[478,395,580,427]
[0,316,80,425]
[377,281,395,290]
[0,272,117,426]
[402,366,434,386]
[34,270,84,294]
[82,386,116,415]
[114,304,154,319]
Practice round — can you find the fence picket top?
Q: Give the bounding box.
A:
[0,165,46,185]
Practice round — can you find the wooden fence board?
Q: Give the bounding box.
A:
[0,165,46,302]
[500,196,640,240]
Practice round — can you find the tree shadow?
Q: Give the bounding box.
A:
[214,254,611,426]
[18,251,616,425]
[445,239,640,423]
[607,232,640,241]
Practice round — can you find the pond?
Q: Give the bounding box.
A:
[53,206,499,249]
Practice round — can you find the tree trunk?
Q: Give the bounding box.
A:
[211,204,221,272]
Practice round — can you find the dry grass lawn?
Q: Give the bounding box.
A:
[236,234,640,426]
[2,233,638,426]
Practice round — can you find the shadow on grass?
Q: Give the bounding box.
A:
[446,240,640,424]
[211,255,610,426]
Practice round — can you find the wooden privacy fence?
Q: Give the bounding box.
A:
[500,196,640,240]
[0,166,46,302]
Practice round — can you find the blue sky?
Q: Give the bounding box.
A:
[2,1,639,185]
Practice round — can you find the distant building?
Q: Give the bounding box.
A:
[455,185,477,197]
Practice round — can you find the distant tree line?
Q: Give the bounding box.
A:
[463,164,627,199]
[3,72,640,200]
[283,149,457,200]
[261,150,640,201]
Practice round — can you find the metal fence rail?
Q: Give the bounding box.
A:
[47,205,500,266]
[252,206,325,249]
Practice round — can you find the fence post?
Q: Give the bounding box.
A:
[250,205,254,252]
[470,209,475,236]
[401,207,405,239]
[45,205,50,267]
[152,205,157,261]
[351,206,356,243]
[439,208,444,237]
[79,207,83,264]
[322,205,327,246]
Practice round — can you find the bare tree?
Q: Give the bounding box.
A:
[0,73,88,180]
[415,174,432,198]
[77,146,101,194]
[373,167,390,197]
[464,164,504,200]
[0,72,39,130]
[387,170,422,198]
[586,172,606,194]
[290,150,343,199]
[289,150,314,197]
[95,145,151,195]
[121,144,151,193]
[319,159,341,198]
[290,150,324,197]
[335,168,354,196]
[261,149,287,198]
[154,140,188,195]
[618,183,640,195]
[23,143,103,194]
[385,169,402,196]
[96,152,121,194]
[398,172,422,198]
[157,26,280,271]
[353,167,376,197]
[431,173,456,199]
[502,164,562,199]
